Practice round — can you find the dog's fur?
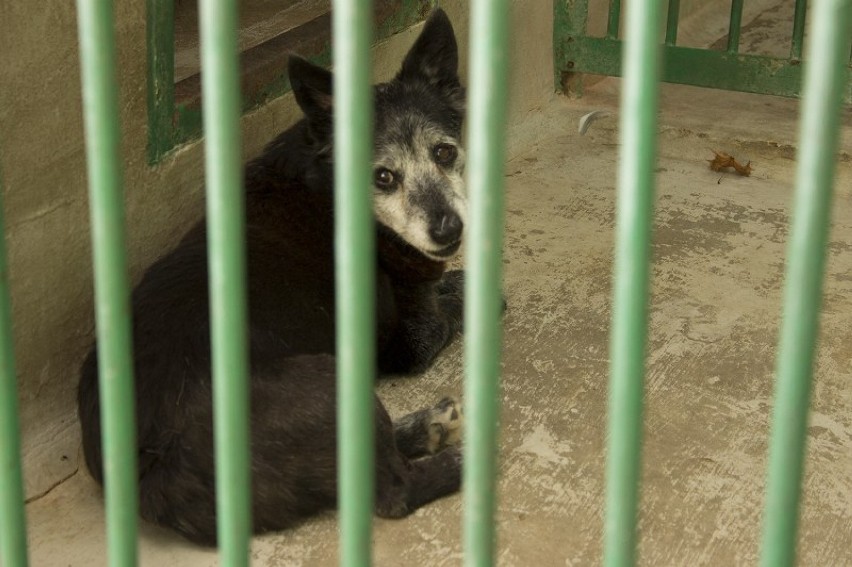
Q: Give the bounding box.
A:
[78,10,470,546]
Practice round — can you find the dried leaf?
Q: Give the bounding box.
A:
[732,159,753,176]
[707,150,752,177]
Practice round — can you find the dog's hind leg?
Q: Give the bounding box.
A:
[374,400,463,518]
[392,397,463,458]
[374,447,463,519]
[402,447,462,511]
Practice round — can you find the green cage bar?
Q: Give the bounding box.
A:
[726,0,745,53]
[604,0,664,565]
[665,0,681,45]
[332,1,377,566]
[760,1,852,566]
[0,172,28,567]
[198,0,251,563]
[463,1,510,566]
[607,0,622,39]
[790,0,808,60]
[75,1,140,566]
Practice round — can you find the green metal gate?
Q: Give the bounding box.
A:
[555,0,852,102]
[1,0,851,566]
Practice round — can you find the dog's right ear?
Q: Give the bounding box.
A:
[288,55,333,128]
[396,9,464,115]
[397,9,459,88]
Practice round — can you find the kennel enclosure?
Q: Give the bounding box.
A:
[1,0,851,566]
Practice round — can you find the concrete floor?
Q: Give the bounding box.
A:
[26,3,852,564]
[26,80,852,566]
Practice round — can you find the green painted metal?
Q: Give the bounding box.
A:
[198,0,251,563]
[148,0,431,163]
[607,0,622,39]
[0,171,28,567]
[146,0,175,163]
[333,1,377,565]
[555,0,852,101]
[665,0,681,45]
[760,1,852,566]
[553,0,590,95]
[561,36,819,100]
[463,2,510,566]
[604,0,664,565]
[75,1,139,565]
[791,0,808,60]
[726,0,745,53]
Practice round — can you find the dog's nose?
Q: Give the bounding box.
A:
[429,212,463,246]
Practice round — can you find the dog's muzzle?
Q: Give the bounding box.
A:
[429,212,464,247]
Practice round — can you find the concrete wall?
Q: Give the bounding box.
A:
[0,1,554,498]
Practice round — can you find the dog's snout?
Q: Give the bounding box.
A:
[429,212,463,246]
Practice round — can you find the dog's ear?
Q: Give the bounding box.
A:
[397,9,460,88]
[289,55,333,128]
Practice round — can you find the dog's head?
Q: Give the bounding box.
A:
[289,9,467,261]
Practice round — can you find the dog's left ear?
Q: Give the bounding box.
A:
[289,55,333,125]
[397,9,460,88]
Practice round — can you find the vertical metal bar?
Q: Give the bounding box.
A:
[463,2,510,566]
[665,0,681,45]
[554,0,590,95]
[145,0,175,163]
[75,1,139,565]
[332,1,376,566]
[726,0,745,53]
[558,0,590,36]
[790,0,808,60]
[198,0,251,563]
[0,172,28,567]
[760,2,852,566]
[607,0,622,39]
[604,0,664,565]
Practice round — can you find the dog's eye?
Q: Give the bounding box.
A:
[433,144,457,166]
[374,168,396,189]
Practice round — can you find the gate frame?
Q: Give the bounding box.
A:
[553,0,852,102]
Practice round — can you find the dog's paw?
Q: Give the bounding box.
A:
[426,397,464,454]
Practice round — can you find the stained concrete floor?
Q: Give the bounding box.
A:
[26,76,852,565]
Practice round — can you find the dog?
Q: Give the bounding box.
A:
[78,9,471,545]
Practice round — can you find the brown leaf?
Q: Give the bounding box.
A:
[708,150,752,177]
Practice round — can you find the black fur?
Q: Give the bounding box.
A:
[78,10,467,546]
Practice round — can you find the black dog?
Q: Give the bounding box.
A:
[78,9,469,545]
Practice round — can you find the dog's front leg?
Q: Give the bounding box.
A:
[436,269,508,328]
[378,281,462,375]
